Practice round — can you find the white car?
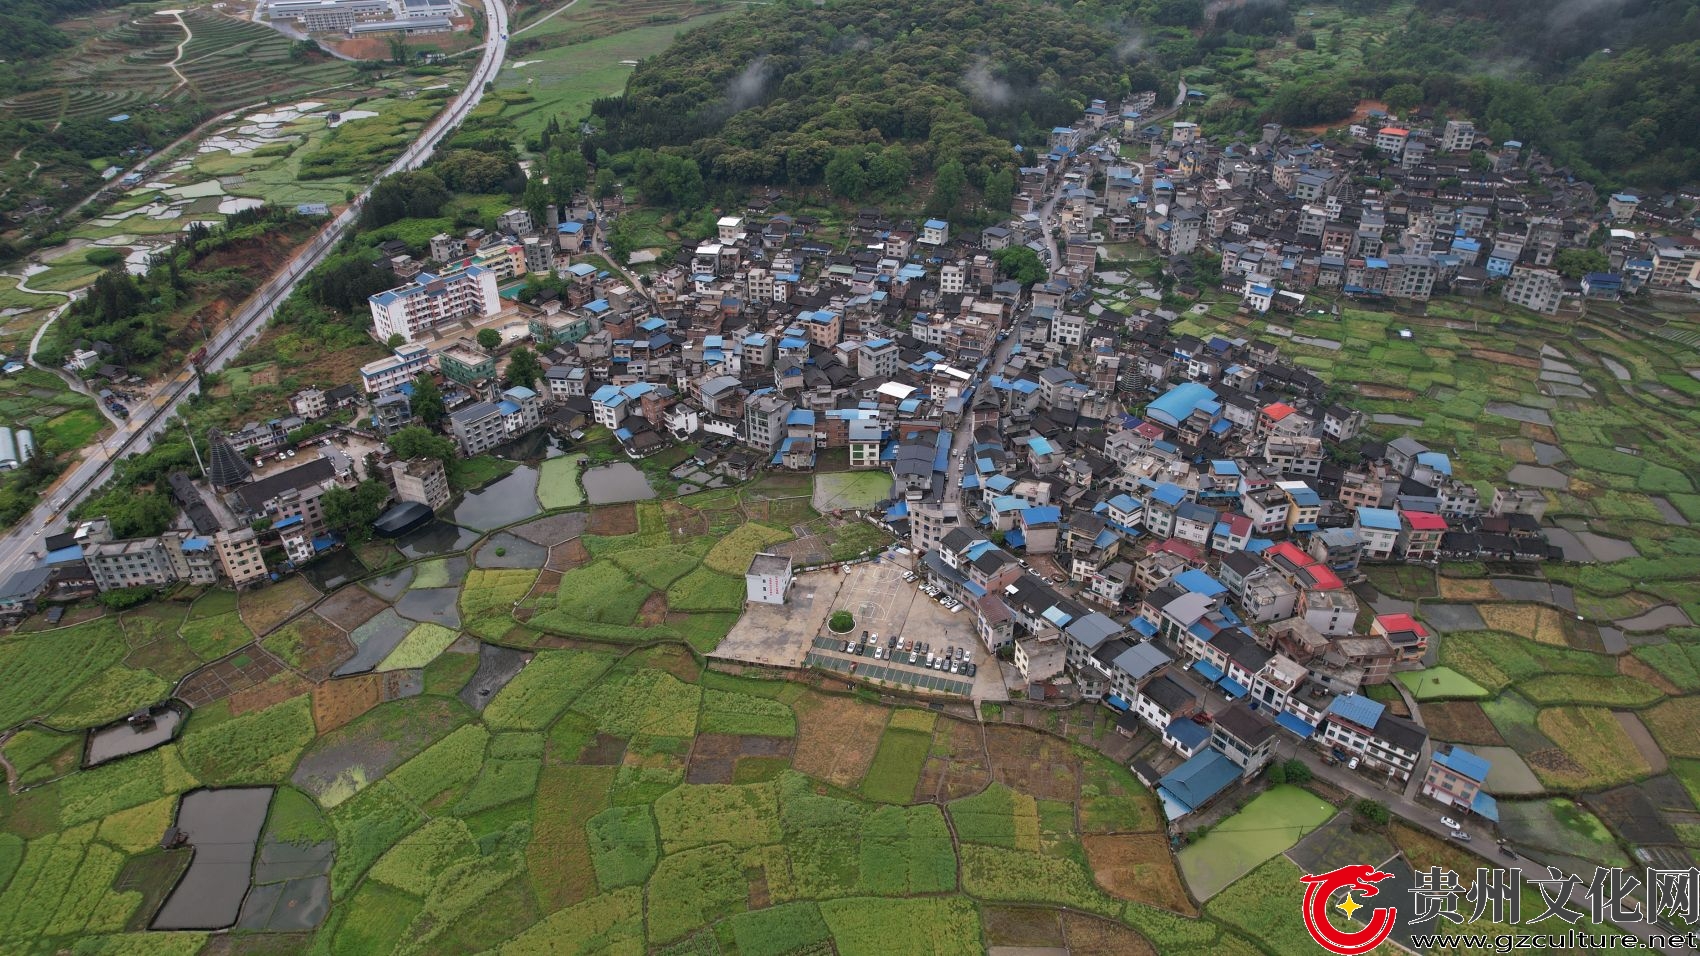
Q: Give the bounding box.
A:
[1440,816,1461,830]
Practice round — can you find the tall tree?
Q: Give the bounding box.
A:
[504,347,543,390]
[388,425,455,463]
[926,159,967,218]
[983,167,1015,214]
[411,373,446,427]
[477,328,502,351]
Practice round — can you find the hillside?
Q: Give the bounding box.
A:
[585,0,1700,194]
[585,0,1160,186]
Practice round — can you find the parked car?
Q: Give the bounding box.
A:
[1449,830,1471,842]
[841,640,851,653]
[1347,756,1360,770]
[1439,816,1461,830]
[967,663,977,678]
[909,652,918,664]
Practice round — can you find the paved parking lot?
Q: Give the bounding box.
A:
[713,556,1009,700]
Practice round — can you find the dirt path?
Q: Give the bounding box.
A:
[512,0,584,37]
[161,9,194,92]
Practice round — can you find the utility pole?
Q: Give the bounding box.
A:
[182,417,206,478]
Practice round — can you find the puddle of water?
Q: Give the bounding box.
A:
[86,704,183,766]
[394,588,461,629]
[582,462,656,504]
[396,521,481,559]
[363,566,414,602]
[1485,402,1554,426]
[1506,465,1568,489]
[460,644,531,712]
[1542,527,1594,563]
[452,466,541,530]
[475,532,548,569]
[1651,497,1690,527]
[1531,442,1567,466]
[1618,605,1693,632]
[1575,532,1638,562]
[1601,356,1631,381]
[152,788,274,930]
[1372,414,1425,426]
[300,551,366,591]
[334,608,414,676]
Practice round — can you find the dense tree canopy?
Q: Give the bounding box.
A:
[588,0,1143,189]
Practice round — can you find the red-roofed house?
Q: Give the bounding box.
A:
[1373,613,1431,663]
[1257,402,1295,438]
[1399,510,1447,561]
[1375,127,1410,154]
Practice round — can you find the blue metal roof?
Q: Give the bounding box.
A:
[1326,694,1386,728]
[1433,746,1491,782]
[1157,750,1239,816]
[1356,507,1401,531]
[1174,569,1226,596]
[1276,712,1316,738]
[1165,717,1210,750]
[1022,506,1060,526]
[1471,791,1500,822]
[1192,660,1225,682]
[1217,677,1248,698]
[1146,382,1220,428]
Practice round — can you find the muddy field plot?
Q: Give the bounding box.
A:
[513,511,587,546]
[686,733,795,784]
[177,647,289,707]
[1420,701,1506,746]
[1083,833,1196,915]
[311,674,384,733]
[587,503,638,536]
[315,586,389,632]
[239,577,321,636]
[1586,785,1680,847]
[914,718,990,802]
[985,725,1082,802]
[791,692,891,789]
[981,906,1064,948]
[268,614,354,682]
[1061,912,1159,956]
[576,733,629,766]
[291,696,465,803]
[548,539,591,571]
[229,672,311,716]
[769,533,831,567]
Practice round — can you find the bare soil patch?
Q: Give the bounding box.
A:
[311,675,383,733]
[1356,383,1420,400]
[687,733,738,784]
[636,591,670,628]
[1083,833,1196,915]
[915,717,990,803]
[1422,701,1506,746]
[630,643,699,683]
[587,503,638,536]
[228,672,310,716]
[792,691,889,789]
[1587,783,1678,846]
[1060,911,1159,956]
[548,539,590,571]
[1617,710,1668,773]
[982,906,1063,947]
[1520,421,1561,444]
[315,587,387,632]
[239,577,320,636]
[513,511,588,546]
[1473,349,1541,369]
[177,647,288,708]
[1437,577,1501,601]
[286,614,355,682]
[1622,655,1683,697]
[662,501,709,537]
[985,724,1082,802]
[578,733,629,766]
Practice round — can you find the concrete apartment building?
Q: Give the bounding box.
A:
[214,529,270,589]
[391,457,452,511]
[368,266,502,344]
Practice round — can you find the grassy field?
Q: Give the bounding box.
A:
[497,0,739,141]
[1176,786,1335,900]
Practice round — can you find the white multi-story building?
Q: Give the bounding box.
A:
[368,266,501,344]
[1502,266,1564,315]
[359,342,435,393]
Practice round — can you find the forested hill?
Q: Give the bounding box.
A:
[586,0,1166,187]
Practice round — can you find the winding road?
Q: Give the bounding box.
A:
[0,0,510,584]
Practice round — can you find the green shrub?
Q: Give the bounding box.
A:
[586,805,659,890]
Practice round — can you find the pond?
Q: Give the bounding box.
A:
[85,704,183,766]
[460,643,531,712]
[152,788,274,930]
[299,550,366,591]
[582,462,656,504]
[452,465,542,530]
[1506,464,1569,489]
[396,521,482,559]
[1484,402,1554,426]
